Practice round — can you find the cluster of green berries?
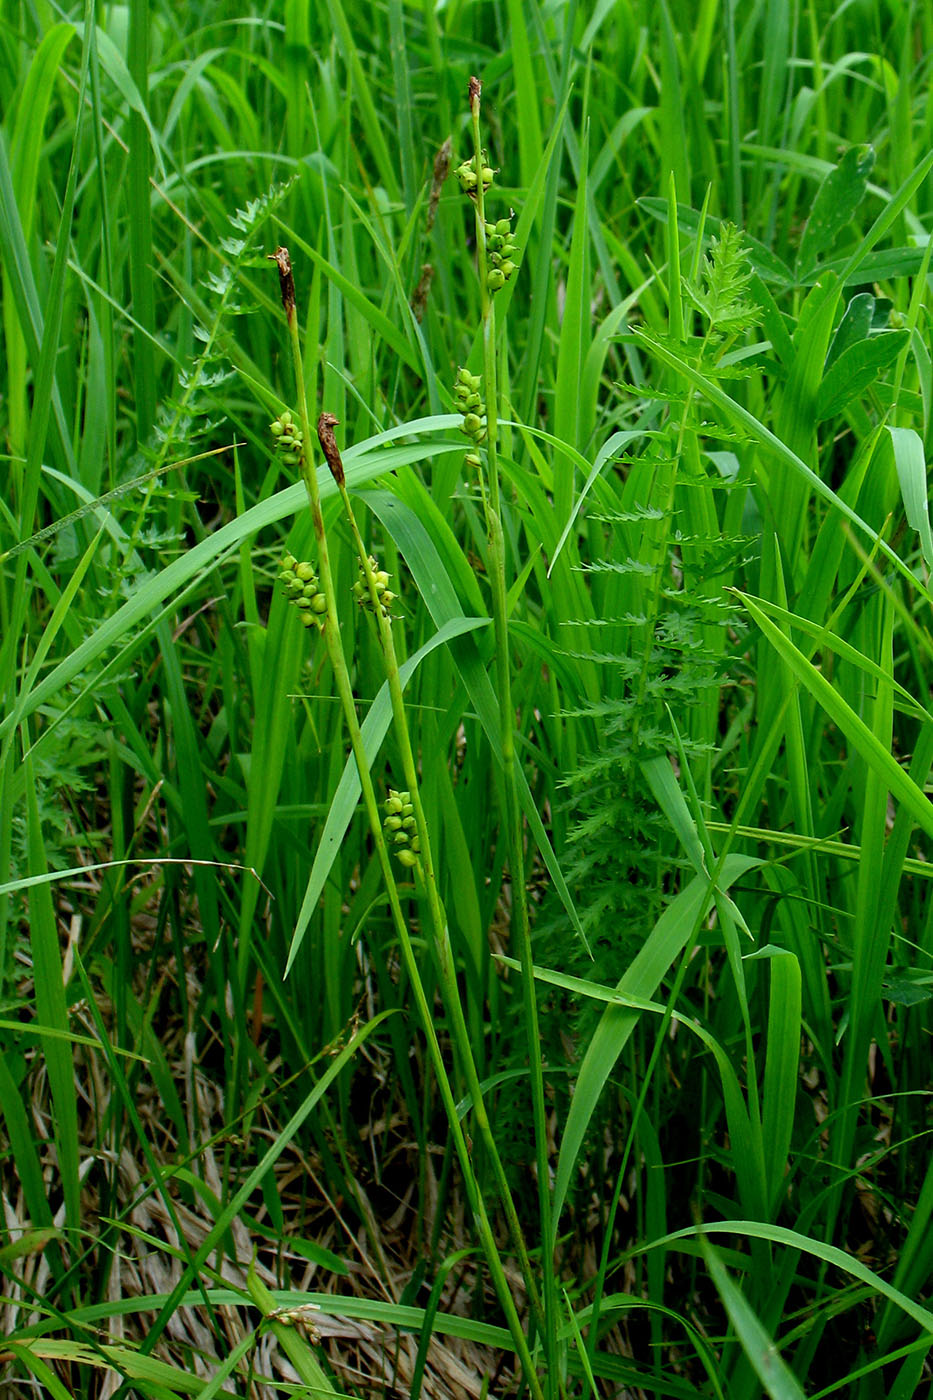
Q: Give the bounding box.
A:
[484,213,518,293]
[453,154,494,197]
[455,367,486,466]
[270,408,303,465]
[352,556,397,616]
[384,789,420,868]
[279,554,327,627]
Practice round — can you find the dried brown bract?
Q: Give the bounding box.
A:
[267,245,295,314]
[316,411,345,486]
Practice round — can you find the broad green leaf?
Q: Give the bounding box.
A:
[824,292,874,371]
[797,144,875,276]
[817,330,908,420]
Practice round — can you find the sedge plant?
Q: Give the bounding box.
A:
[455,75,560,1387]
[267,246,545,1399]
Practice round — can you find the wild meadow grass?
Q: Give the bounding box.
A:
[2,1,933,1396]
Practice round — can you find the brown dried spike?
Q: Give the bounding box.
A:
[427,136,451,233]
[268,246,295,314]
[469,75,481,111]
[317,412,345,486]
[410,264,434,323]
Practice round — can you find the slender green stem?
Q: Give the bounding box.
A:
[468,83,559,1394]
[270,249,544,1400]
[333,471,545,1333]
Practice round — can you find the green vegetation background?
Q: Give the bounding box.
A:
[2,1,933,1397]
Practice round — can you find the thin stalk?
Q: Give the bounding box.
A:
[269,248,544,1400]
[323,425,544,1332]
[466,79,559,1393]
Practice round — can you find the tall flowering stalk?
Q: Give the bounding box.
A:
[268,248,545,1400]
[316,410,546,1336]
[455,77,560,1392]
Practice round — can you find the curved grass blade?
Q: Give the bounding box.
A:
[700,1234,806,1400]
[286,615,490,974]
[739,591,933,841]
[553,853,760,1234]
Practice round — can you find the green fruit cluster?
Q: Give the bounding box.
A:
[279,553,327,627]
[484,214,518,293]
[352,555,397,616]
[270,408,303,465]
[453,156,494,196]
[455,366,486,453]
[384,789,420,868]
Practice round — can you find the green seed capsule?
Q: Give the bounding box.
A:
[462,412,482,436]
[501,260,515,279]
[487,268,506,291]
[311,594,327,614]
[397,848,417,868]
[495,217,512,236]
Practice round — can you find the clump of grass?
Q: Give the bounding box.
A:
[4,5,933,1398]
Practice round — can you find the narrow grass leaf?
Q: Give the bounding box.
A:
[633,329,919,589]
[25,758,80,1248]
[888,425,933,566]
[748,947,802,1216]
[322,0,400,203]
[145,1012,393,1343]
[636,1222,933,1334]
[700,1236,806,1400]
[553,854,760,1234]
[553,121,590,521]
[286,616,490,973]
[362,486,586,943]
[739,591,933,840]
[0,424,462,740]
[247,1268,344,1396]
